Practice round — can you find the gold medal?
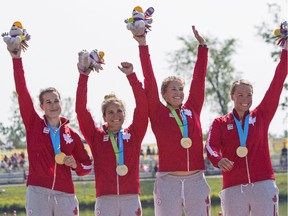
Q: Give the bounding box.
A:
[55,152,66,164]
[181,137,192,149]
[116,165,128,176]
[236,146,248,157]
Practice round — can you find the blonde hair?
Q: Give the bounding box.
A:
[161,76,185,94]
[101,93,125,116]
[230,79,253,96]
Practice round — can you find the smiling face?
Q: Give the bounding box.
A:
[231,83,253,118]
[40,91,62,121]
[161,80,184,109]
[103,102,125,132]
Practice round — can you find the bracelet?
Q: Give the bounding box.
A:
[199,43,207,47]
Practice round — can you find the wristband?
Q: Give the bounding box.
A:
[199,43,207,47]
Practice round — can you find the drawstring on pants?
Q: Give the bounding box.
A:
[240,183,254,193]
[181,179,186,207]
[48,195,58,205]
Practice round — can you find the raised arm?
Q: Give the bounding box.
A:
[186,26,208,114]
[255,43,288,124]
[75,63,98,145]
[134,34,162,119]
[9,48,39,129]
[118,62,149,143]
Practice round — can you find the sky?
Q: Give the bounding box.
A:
[0,0,287,145]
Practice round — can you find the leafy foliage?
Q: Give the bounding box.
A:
[255,3,283,62]
[0,92,26,148]
[61,97,80,132]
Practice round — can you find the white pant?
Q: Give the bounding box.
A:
[95,194,142,216]
[26,185,79,216]
[153,171,211,216]
[220,180,279,216]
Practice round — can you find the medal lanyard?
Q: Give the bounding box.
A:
[167,105,188,138]
[48,124,61,154]
[232,113,250,147]
[108,128,124,165]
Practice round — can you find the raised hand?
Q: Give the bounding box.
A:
[7,46,21,58]
[192,25,206,45]
[118,62,134,76]
[133,33,147,46]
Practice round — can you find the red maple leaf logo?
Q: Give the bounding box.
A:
[135,208,142,216]
[73,207,78,215]
[205,196,210,204]
[272,195,278,203]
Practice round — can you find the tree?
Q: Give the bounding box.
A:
[168,36,239,116]
[1,92,27,148]
[255,3,283,61]
[61,97,79,132]
[0,135,5,147]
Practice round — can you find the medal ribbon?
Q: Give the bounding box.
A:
[108,128,124,165]
[167,105,188,138]
[47,125,61,154]
[232,113,250,147]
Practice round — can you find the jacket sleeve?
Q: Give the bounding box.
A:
[13,58,39,129]
[139,45,162,119]
[205,118,223,168]
[186,46,208,115]
[126,73,149,145]
[75,74,99,145]
[71,130,92,176]
[255,49,288,125]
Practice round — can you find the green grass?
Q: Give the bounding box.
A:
[0,173,287,211]
[275,172,288,201]
[207,173,288,202]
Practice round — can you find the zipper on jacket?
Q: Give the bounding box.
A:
[245,157,251,183]
[116,174,120,195]
[187,149,190,171]
[51,163,57,190]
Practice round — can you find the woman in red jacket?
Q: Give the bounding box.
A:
[7,48,92,216]
[132,26,211,216]
[205,43,287,215]
[75,61,148,216]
